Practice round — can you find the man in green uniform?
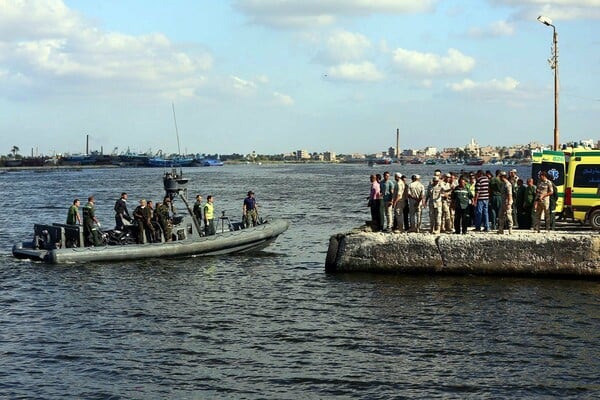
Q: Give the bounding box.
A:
[67,198,81,225]
[133,199,155,243]
[489,170,503,230]
[156,197,173,241]
[451,177,472,234]
[82,196,101,246]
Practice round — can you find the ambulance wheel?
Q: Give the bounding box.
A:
[590,209,600,230]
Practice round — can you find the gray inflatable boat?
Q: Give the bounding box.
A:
[12,170,289,264]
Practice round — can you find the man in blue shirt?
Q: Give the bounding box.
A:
[243,191,259,228]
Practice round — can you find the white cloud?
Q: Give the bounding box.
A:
[230,76,258,94]
[447,77,520,92]
[468,20,515,38]
[327,61,384,82]
[0,0,213,99]
[315,30,372,64]
[273,91,294,105]
[493,0,600,21]
[392,48,475,77]
[234,0,436,28]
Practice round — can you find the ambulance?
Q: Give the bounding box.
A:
[563,150,600,229]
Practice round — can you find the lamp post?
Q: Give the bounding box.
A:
[537,15,559,150]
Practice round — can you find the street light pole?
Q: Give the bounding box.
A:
[537,15,559,150]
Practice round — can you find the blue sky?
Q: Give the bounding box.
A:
[0,0,598,156]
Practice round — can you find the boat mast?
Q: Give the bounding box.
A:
[172,102,182,156]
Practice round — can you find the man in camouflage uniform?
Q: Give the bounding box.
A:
[533,171,554,232]
[425,176,443,234]
[497,171,513,234]
[156,197,173,241]
[407,175,425,233]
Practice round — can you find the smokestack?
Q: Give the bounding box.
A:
[396,128,399,160]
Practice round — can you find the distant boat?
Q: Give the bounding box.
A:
[201,158,224,167]
[61,154,94,165]
[409,158,423,164]
[5,157,23,167]
[148,155,194,168]
[466,158,484,166]
[117,151,150,167]
[367,156,392,166]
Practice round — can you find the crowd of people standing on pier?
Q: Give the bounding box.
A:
[368,168,557,235]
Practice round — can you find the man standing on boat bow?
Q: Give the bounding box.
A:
[114,192,132,230]
[243,191,259,228]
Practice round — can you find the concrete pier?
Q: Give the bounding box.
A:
[325,227,600,278]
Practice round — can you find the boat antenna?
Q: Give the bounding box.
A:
[172,102,182,156]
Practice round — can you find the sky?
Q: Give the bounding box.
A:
[0,0,599,157]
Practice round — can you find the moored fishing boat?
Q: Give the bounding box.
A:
[12,169,289,264]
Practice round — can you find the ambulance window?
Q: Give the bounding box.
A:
[541,162,565,186]
[574,165,600,188]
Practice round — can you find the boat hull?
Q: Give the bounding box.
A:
[13,219,289,264]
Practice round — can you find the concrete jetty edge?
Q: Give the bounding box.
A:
[325,228,600,278]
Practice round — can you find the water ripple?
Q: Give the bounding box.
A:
[1,165,599,398]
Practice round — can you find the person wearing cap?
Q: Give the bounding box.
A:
[392,172,406,232]
[407,174,425,232]
[509,168,520,185]
[425,175,443,234]
[497,171,513,234]
[451,176,473,234]
[243,190,259,228]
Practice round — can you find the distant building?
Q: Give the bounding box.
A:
[424,147,437,157]
[351,153,366,160]
[466,138,480,156]
[580,139,595,148]
[295,150,310,160]
[323,151,336,161]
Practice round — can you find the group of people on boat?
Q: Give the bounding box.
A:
[66,189,260,247]
[369,168,558,235]
[191,190,260,235]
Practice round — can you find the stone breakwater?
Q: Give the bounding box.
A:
[325,228,600,278]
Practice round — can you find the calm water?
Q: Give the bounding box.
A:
[1,164,599,399]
